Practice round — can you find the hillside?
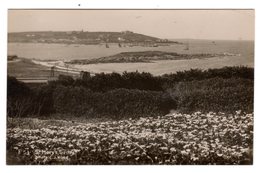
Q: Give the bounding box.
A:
[68,51,234,64]
[8,31,178,45]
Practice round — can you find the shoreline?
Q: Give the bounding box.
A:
[31,60,82,75]
[30,54,252,76]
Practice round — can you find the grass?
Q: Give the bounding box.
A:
[7,58,78,78]
[8,58,51,77]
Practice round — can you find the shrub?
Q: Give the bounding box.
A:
[96,88,175,119]
[32,84,55,115]
[52,67,254,92]
[168,77,253,113]
[52,87,175,119]
[53,86,95,117]
[162,66,254,88]
[77,71,163,92]
[7,76,34,117]
[7,66,254,119]
[54,75,75,86]
[7,76,31,98]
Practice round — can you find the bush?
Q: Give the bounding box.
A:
[162,66,254,89]
[7,76,31,98]
[96,88,175,119]
[52,67,254,92]
[77,71,163,92]
[52,87,175,119]
[32,84,55,115]
[7,76,34,117]
[57,75,75,86]
[53,86,95,117]
[7,66,254,119]
[168,77,254,113]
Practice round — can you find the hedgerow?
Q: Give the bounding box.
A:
[52,87,175,119]
[7,66,254,118]
[168,77,253,113]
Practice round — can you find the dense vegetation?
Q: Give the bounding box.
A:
[169,78,253,113]
[7,66,254,119]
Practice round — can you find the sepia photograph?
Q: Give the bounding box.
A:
[6,9,254,165]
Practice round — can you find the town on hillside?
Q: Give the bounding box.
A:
[8,30,179,46]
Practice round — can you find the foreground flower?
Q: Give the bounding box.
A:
[7,111,253,165]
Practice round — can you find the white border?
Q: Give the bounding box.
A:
[0,0,258,173]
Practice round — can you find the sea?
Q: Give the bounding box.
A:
[8,40,254,75]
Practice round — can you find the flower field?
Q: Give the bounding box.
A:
[7,111,253,165]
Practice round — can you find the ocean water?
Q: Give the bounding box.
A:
[8,40,254,75]
[8,40,253,60]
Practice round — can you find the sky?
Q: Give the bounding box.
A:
[8,10,254,40]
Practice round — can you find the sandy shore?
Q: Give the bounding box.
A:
[31,54,253,76]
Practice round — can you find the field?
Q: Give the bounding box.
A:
[7,58,51,78]
[8,58,80,78]
[7,111,253,165]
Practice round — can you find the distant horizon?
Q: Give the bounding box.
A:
[8,10,254,41]
[7,30,254,41]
